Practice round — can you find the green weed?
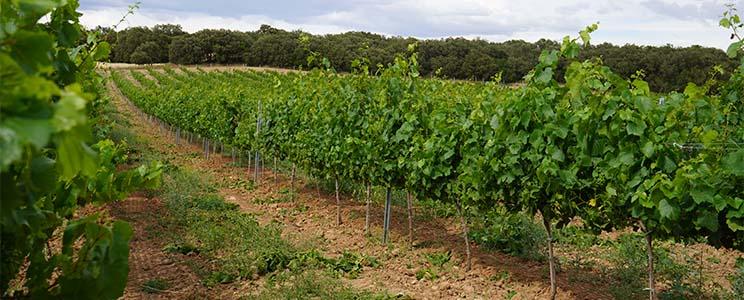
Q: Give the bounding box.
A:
[141,278,170,294]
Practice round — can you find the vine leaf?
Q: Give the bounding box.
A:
[722,150,744,176]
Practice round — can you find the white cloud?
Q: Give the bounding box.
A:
[79,0,742,49]
[80,7,352,34]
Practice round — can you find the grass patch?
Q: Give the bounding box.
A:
[163,241,199,255]
[162,169,299,281]
[157,168,383,294]
[247,270,396,300]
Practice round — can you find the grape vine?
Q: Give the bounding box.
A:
[1,1,161,298]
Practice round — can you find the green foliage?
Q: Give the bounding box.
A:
[415,251,451,281]
[469,210,547,261]
[553,225,601,249]
[325,251,380,278]
[247,270,391,300]
[605,234,704,299]
[425,251,452,268]
[415,268,439,281]
[1,1,161,298]
[720,5,743,61]
[111,24,185,63]
[191,193,239,211]
[112,23,734,92]
[730,258,744,297]
[161,169,296,279]
[114,6,744,295]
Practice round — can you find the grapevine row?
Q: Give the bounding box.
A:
[113,26,744,299]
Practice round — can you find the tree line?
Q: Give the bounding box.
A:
[98,24,737,92]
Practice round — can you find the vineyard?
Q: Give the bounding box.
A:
[105,20,744,299]
[2,1,744,299]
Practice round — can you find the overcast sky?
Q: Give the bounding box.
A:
[79,0,743,50]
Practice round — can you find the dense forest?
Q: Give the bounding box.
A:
[98,24,737,92]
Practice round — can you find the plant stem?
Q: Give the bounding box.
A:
[641,222,657,300]
[274,156,278,184]
[365,182,371,236]
[542,215,557,300]
[406,191,414,248]
[290,163,296,201]
[383,188,392,244]
[456,198,471,272]
[335,176,341,226]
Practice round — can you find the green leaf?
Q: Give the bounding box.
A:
[10,30,54,74]
[0,127,22,170]
[727,41,743,58]
[3,117,53,149]
[99,221,133,299]
[720,18,731,28]
[727,218,744,231]
[626,119,646,136]
[694,212,719,232]
[54,20,81,48]
[690,187,714,204]
[489,115,499,129]
[30,156,57,193]
[658,199,678,220]
[539,50,559,66]
[56,127,97,180]
[712,195,728,211]
[618,152,635,165]
[91,42,111,61]
[632,80,650,95]
[551,148,565,162]
[641,141,654,158]
[722,150,744,176]
[53,90,88,132]
[579,31,591,46]
[701,130,718,147]
[606,186,617,197]
[18,0,64,23]
[535,67,553,84]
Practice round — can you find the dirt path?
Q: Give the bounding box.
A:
[107,74,614,300]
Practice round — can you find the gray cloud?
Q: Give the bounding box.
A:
[640,0,741,21]
[82,0,389,20]
[78,0,738,49]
